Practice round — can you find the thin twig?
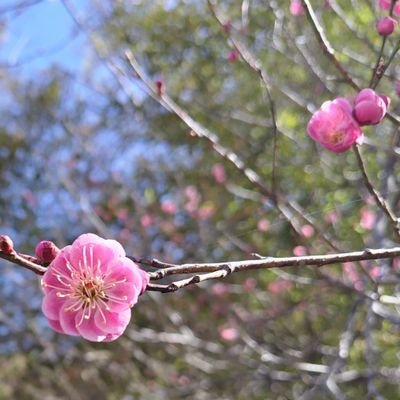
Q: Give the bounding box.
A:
[353,144,400,241]
[302,0,359,90]
[147,246,400,280]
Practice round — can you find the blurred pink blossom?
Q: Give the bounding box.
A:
[161,200,177,215]
[41,233,149,342]
[360,208,376,230]
[378,0,400,16]
[198,205,215,219]
[307,98,363,152]
[369,266,381,280]
[184,185,201,214]
[325,210,339,224]
[293,246,307,256]
[140,214,155,228]
[212,283,228,297]
[212,163,227,183]
[243,277,257,291]
[268,279,293,295]
[227,50,239,62]
[290,0,305,16]
[300,224,315,238]
[343,262,363,290]
[219,326,239,341]
[257,218,270,232]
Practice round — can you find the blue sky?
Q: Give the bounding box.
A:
[0,0,88,74]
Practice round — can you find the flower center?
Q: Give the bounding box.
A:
[328,131,344,145]
[77,279,106,304]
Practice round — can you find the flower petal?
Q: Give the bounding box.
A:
[47,319,66,334]
[106,282,139,311]
[94,308,131,334]
[75,310,107,342]
[42,289,67,320]
[59,301,81,336]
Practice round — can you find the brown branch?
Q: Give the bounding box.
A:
[0,251,47,275]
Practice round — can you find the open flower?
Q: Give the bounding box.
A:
[307,98,363,152]
[41,233,149,342]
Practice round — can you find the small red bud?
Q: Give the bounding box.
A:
[0,235,14,254]
[35,240,60,264]
[155,79,164,96]
[222,21,231,33]
[227,50,239,62]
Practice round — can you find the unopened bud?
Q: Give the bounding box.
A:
[0,235,14,254]
[222,21,231,33]
[376,16,397,37]
[155,79,164,96]
[35,240,60,264]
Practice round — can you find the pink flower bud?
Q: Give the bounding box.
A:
[290,0,305,16]
[35,240,60,264]
[376,16,397,36]
[227,50,239,62]
[353,88,389,126]
[307,98,363,152]
[0,235,14,254]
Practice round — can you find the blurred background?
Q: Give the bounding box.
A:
[1,0,400,398]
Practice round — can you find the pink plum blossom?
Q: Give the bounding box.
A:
[307,98,363,153]
[353,89,389,126]
[290,0,305,16]
[376,16,397,36]
[41,233,149,342]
